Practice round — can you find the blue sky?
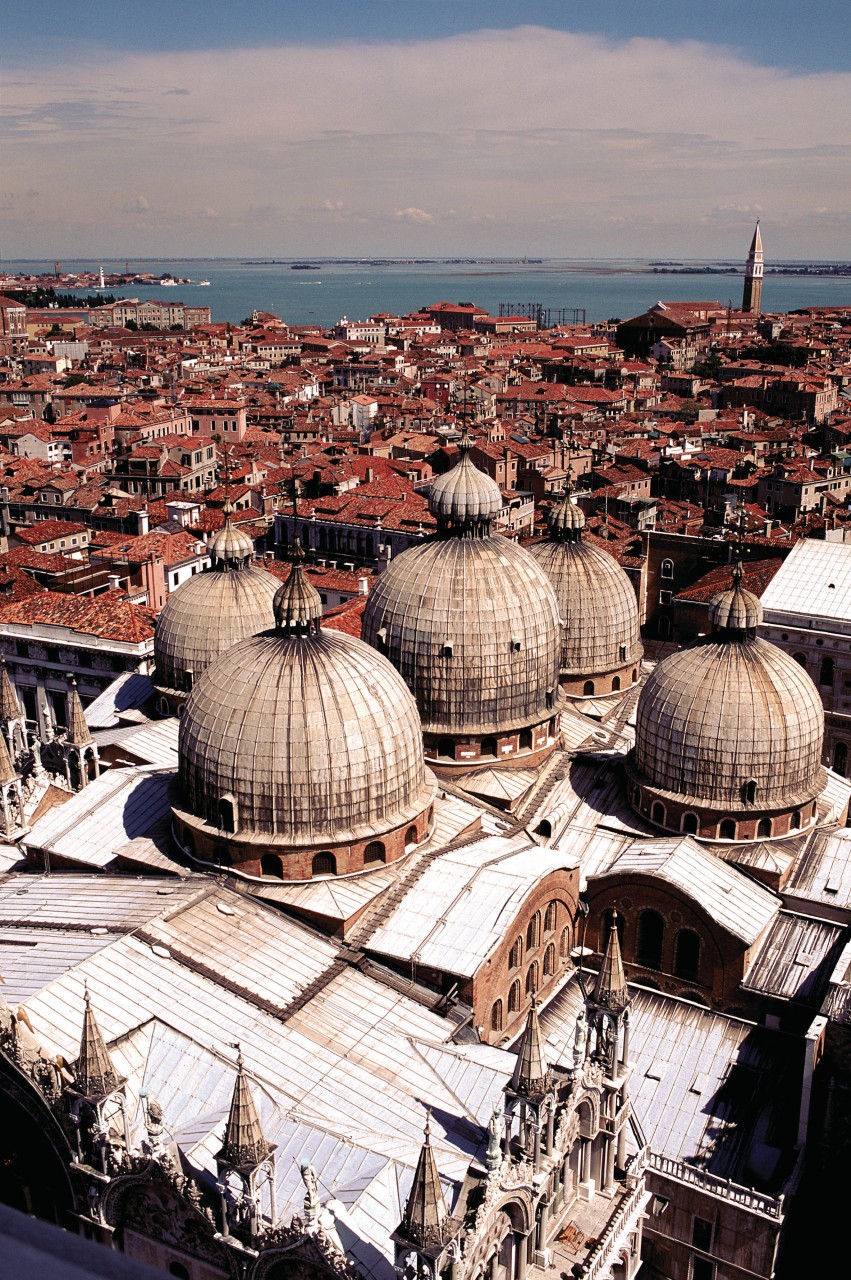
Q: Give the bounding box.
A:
[4,3,850,258]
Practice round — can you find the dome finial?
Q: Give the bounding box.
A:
[548,465,585,541]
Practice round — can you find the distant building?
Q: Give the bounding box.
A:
[743,220,764,315]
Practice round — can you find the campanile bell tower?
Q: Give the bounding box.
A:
[742,220,764,315]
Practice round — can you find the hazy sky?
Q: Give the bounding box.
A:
[4,1,850,260]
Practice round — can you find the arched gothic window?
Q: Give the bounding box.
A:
[820,656,835,687]
[525,962,539,996]
[491,1000,503,1032]
[559,925,571,958]
[508,980,521,1013]
[508,936,523,970]
[544,900,558,933]
[543,944,556,977]
[526,912,541,951]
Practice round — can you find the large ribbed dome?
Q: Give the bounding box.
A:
[633,589,824,814]
[528,539,641,681]
[177,627,434,847]
[154,564,278,693]
[363,534,561,736]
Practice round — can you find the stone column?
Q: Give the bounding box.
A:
[514,1233,527,1280]
[532,1117,541,1169]
[489,1252,499,1280]
[603,1133,616,1192]
[546,1107,555,1156]
[616,1092,628,1170]
[581,1137,592,1183]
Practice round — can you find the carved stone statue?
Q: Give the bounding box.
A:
[486,1105,503,1169]
[573,1006,587,1069]
[300,1160,320,1228]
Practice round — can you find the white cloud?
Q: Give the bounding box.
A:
[395,207,433,223]
[4,26,850,256]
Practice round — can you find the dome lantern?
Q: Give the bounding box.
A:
[427,431,503,537]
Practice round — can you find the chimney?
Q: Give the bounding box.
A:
[358,576,369,595]
[108,572,122,591]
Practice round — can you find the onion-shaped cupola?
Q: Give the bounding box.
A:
[527,476,642,700]
[362,433,563,772]
[153,503,278,715]
[627,557,825,842]
[173,551,436,881]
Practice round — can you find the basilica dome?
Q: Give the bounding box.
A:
[527,486,642,698]
[362,434,562,770]
[153,509,278,712]
[173,555,436,880]
[628,563,825,841]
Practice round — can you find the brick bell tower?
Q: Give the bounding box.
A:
[742,220,764,315]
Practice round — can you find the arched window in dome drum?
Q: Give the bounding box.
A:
[757,817,772,838]
[611,676,621,692]
[719,819,737,840]
[364,841,386,865]
[632,668,637,682]
[536,818,552,839]
[792,652,807,668]
[508,980,521,1013]
[543,944,556,977]
[405,825,418,847]
[674,929,700,983]
[834,742,848,776]
[311,851,336,877]
[168,1265,190,1280]
[792,809,802,830]
[525,962,539,995]
[261,854,284,879]
[820,656,834,687]
[526,912,541,951]
[218,795,236,833]
[491,1000,503,1032]
[661,559,674,580]
[482,736,498,758]
[544,901,558,933]
[438,736,455,759]
[519,728,533,750]
[682,812,699,836]
[637,910,664,970]
[651,801,666,827]
[583,681,595,696]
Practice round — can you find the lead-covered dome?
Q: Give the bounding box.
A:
[362,438,562,769]
[528,485,642,697]
[629,562,825,840]
[154,509,278,706]
[173,558,436,879]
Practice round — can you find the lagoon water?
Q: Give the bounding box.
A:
[6,258,850,328]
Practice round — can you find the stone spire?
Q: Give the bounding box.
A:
[593,910,629,1011]
[510,998,550,1096]
[65,677,93,747]
[742,219,764,315]
[400,1116,449,1248]
[218,1048,271,1172]
[0,730,17,786]
[0,659,21,721]
[76,987,120,1098]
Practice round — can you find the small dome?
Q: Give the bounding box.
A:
[547,491,586,538]
[154,565,278,693]
[363,534,561,736]
[428,438,502,528]
[633,633,824,813]
[528,537,642,680]
[708,563,763,633]
[209,502,254,567]
[273,544,323,632]
[178,628,435,847]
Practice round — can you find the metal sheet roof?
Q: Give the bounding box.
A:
[366,834,579,976]
[23,768,175,868]
[595,835,780,944]
[742,911,845,1003]
[761,538,851,624]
